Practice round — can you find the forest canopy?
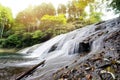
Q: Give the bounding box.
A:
[0,0,119,48]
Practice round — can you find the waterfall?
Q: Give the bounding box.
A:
[20,25,95,58]
[19,17,120,61]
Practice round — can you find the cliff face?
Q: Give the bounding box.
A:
[53,28,120,80]
[22,17,120,80]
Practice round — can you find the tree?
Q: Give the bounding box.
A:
[15,6,36,32]
[110,0,120,13]
[40,14,67,36]
[67,0,77,19]
[15,3,56,32]
[0,4,13,38]
[67,0,95,21]
[33,2,55,19]
[75,0,94,16]
[87,2,103,24]
[40,14,66,30]
[57,4,66,15]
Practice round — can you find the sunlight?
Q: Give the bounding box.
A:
[0,0,69,18]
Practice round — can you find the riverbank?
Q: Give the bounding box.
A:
[0,48,19,53]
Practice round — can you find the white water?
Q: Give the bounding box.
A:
[20,25,95,59]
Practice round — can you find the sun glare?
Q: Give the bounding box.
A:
[0,0,69,18]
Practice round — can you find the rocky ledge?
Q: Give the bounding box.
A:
[52,18,120,80]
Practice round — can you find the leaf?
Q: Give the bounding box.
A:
[86,74,92,80]
[100,70,116,79]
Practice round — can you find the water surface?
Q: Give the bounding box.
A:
[0,52,36,80]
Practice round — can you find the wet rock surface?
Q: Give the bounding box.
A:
[53,30,120,80]
[52,19,120,80]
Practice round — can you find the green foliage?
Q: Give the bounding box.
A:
[110,0,120,13]
[0,30,53,48]
[0,39,6,48]
[75,0,94,11]
[67,0,77,19]
[67,0,94,20]
[15,6,36,28]
[86,2,102,24]
[40,14,68,36]
[57,4,66,14]
[12,23,26,32]
[33,2,55,19]
[0,1,104,49]
[41,14,66,24]
[21,32,33,47]
[0,4,13,23]
[15,3,56,32]
[32,30,43,39]
[0,4,13,38]
[0,34,21,48]
[88,12,102,24]
[6,33,22,48]
[40,14,67,30]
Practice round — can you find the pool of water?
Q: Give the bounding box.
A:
[0,52,38,80]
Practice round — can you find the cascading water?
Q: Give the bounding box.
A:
[0,17,120,80]
[20,24,96,59]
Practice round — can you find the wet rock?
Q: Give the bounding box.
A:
[71,68,77,74]
[53,29,120,79]
[78,42,91,53]
[95,21,105,25]
[48,44,58,53]
[65,66,68,69]
[95,25,106,31]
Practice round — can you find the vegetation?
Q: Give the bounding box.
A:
[0,4,13,38]
[110,0,120,13]
[0,0,118,49]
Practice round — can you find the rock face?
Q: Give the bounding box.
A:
[53,30,120,80]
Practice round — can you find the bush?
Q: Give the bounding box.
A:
[32,30,45,44]
[110,0,120,13]
[32,30,44,39]
[0,39,7,48]
[21,32,33,47]
[6,33,22,48]
[0,30,54,48]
